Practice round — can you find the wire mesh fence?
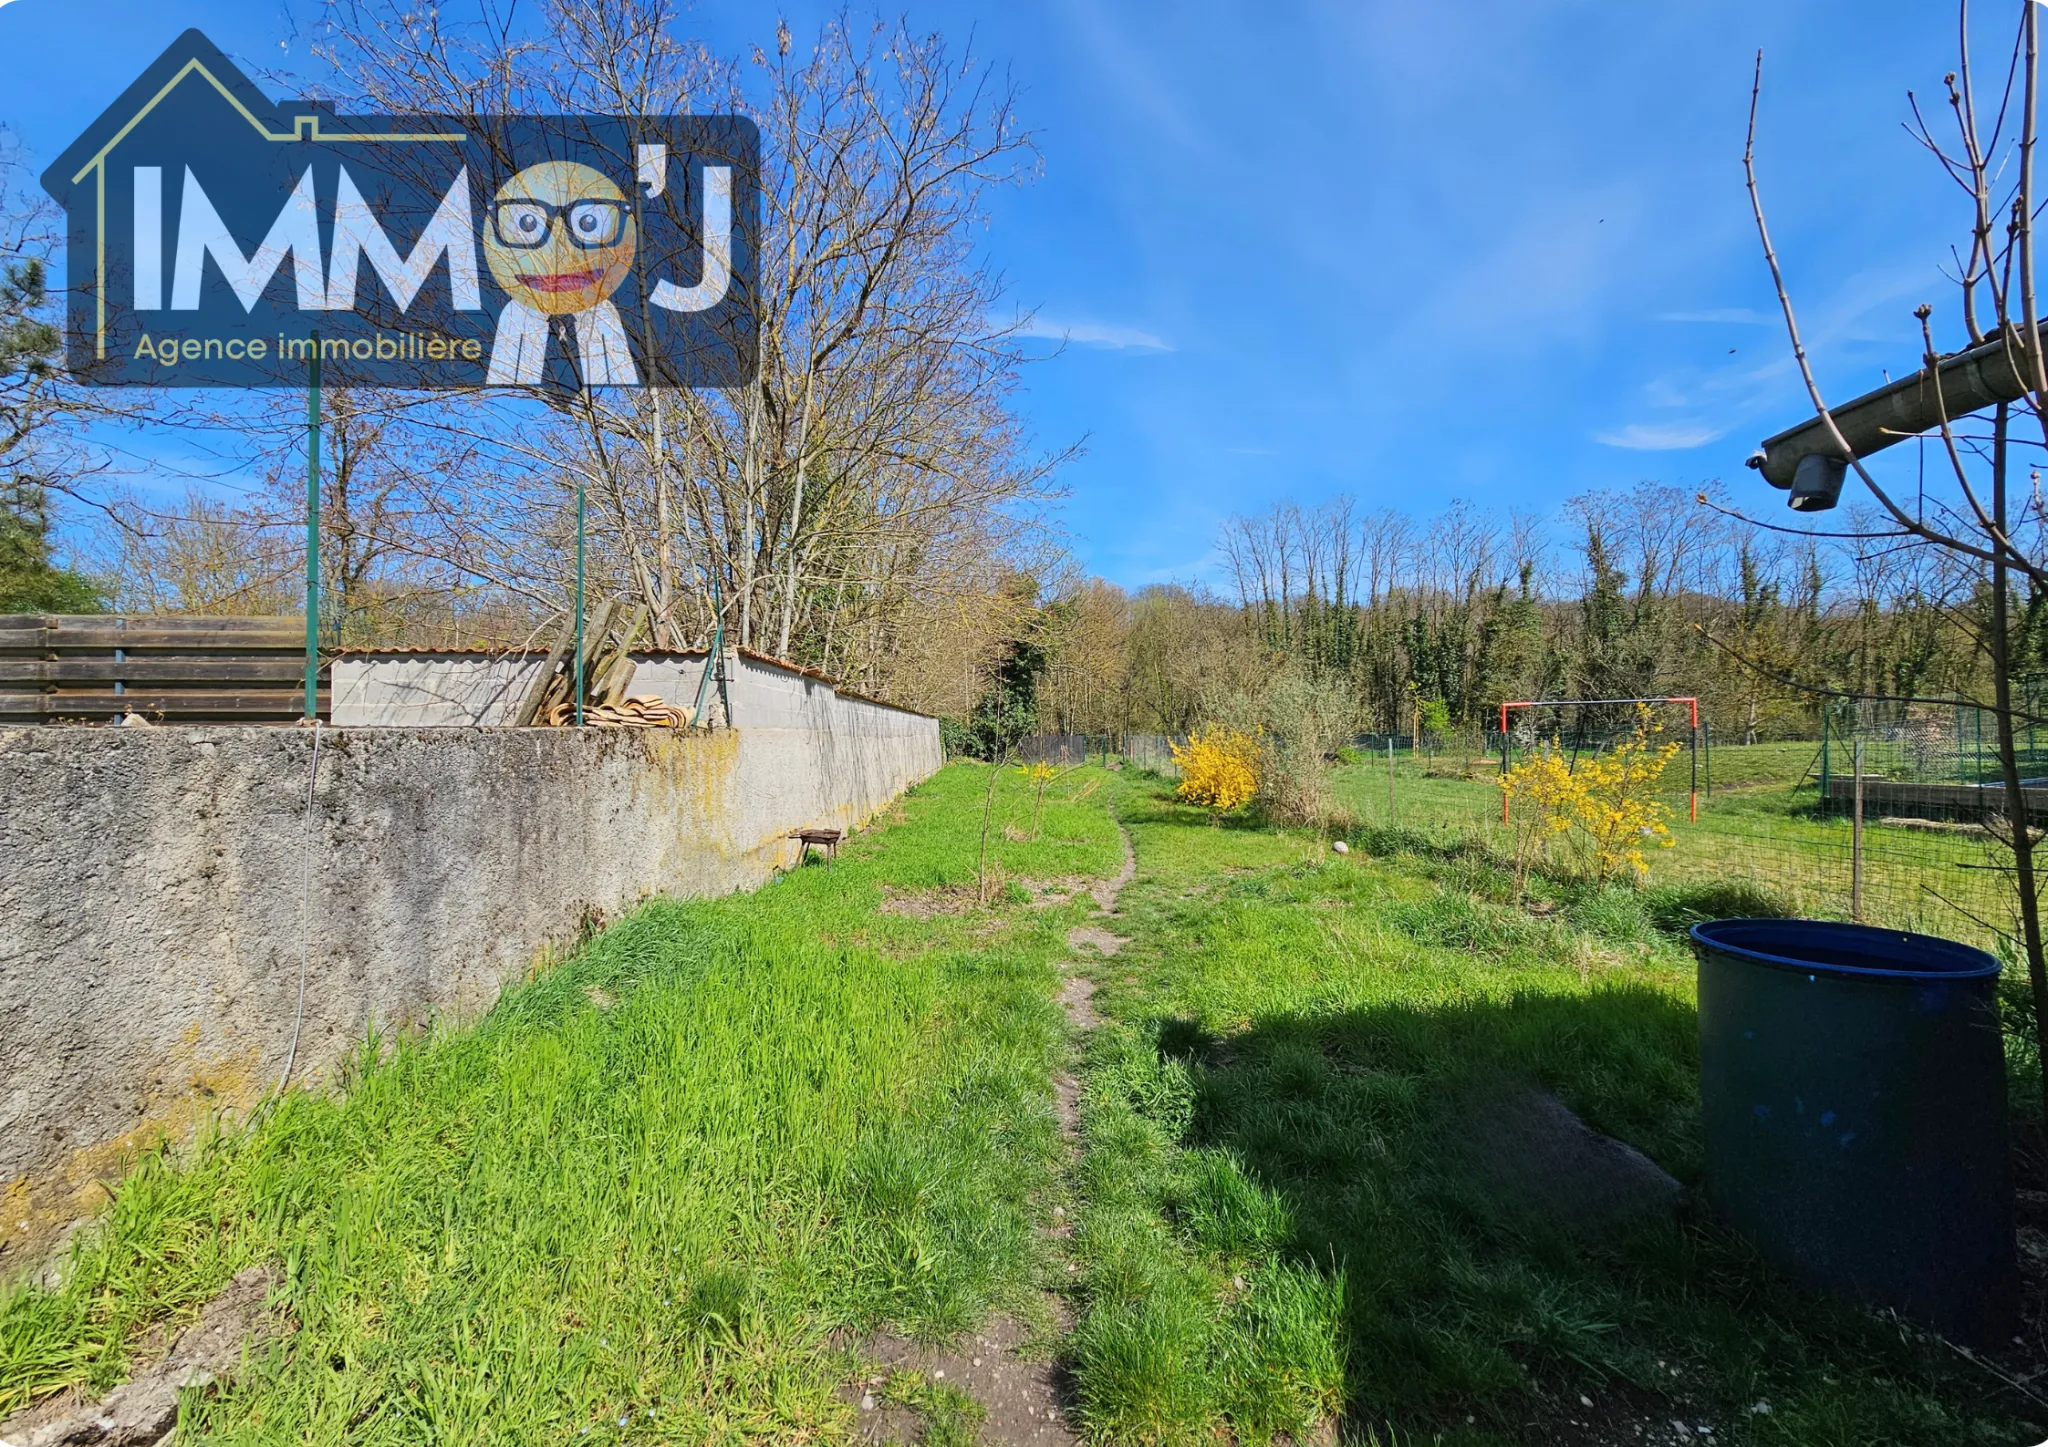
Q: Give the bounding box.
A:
[1097,707,2038,953]
[1017,733,1093,766]
[1331,726,2037,955]
[1121,733,1184,777]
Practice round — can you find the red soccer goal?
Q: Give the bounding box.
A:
[1497,696,1702,824]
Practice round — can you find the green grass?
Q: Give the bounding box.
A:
[877,1368,987,1447]
[0,763,1122,1441]
[1063,777,2042,1446]
[1331,747,2026,953]
[7,759,2040,1445]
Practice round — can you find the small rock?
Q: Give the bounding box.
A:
[1332,840,1349,855]
[1581,1395,1594,1407]
[1749,1402,1772,1416]
[971,1357,982,1367]
[860,1394,874,1411]
[933,1369,945,1379]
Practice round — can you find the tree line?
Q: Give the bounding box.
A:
[963,482,2020,749]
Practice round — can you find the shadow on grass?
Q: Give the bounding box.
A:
[1340,821,1796,938]
[1123,986,2040,1444]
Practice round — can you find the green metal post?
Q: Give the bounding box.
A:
[574,479,586,728]
[304,335,320,721]
[1820,712,1830,811]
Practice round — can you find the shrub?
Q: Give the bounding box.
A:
[938,716,979,758]
[1499,745,1580,889]
[1569,713,1680,882]
[1015,760,1059,836]
[1254,668,1357,828]
[1173,726,1261,811]
[1498,708,1680,885]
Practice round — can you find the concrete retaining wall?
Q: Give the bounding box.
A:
[0,697,940,1247]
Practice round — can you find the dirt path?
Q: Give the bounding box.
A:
[848,816,1135,1446]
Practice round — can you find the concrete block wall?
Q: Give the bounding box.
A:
[328,648,914,732]
[0,699,940,1256]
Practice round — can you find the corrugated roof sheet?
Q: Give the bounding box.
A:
[331,645,712,658]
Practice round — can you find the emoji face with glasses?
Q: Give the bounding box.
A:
[483,161,637,317]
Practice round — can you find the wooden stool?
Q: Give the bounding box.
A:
[788,826,844,863]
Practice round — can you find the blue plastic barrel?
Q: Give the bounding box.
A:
[1690,918,2019,1347]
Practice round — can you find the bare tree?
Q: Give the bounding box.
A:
[0,131,141,527]
[309,0,1067,697]
[1743,3,2048,1105]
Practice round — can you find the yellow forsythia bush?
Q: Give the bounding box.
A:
[1499,708,1680,884]
[1499,745,1580,888]
[1572,718,1681,882]
[1172,725,1260,810]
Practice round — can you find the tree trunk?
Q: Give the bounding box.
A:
[1989,402,2048,1115]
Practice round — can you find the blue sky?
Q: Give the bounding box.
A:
[0,0,2005,588]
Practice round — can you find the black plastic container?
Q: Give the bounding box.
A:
[1690,918,2019,1347]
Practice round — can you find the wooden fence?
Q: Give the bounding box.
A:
[0,614,322,723]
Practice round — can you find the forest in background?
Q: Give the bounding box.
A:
[1004,481,2023,749]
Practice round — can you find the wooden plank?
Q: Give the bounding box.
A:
[0,658,309,684]
[0,691,326,717]
[513,612,577,727]
[46,613,296,631]
[0,613,298,640]
[0,612,301,630]
[0,626,303,650]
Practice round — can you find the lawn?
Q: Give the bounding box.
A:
[2,760,2041,1445]
[1331,745,2028,953]
[0,764,1122,1442]
[1062,774,2044,1445]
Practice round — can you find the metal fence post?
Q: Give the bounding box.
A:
[1820,713,1831,809]
[1852,739,1865,922]
[1388,737,1396,827]
[303,334,320,721]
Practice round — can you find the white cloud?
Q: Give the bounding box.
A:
[1594,421,1727,450]
[1654,307,1773,325]
[1016,316,1173,352]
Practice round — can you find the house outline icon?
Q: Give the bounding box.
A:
[44,28,467,362]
